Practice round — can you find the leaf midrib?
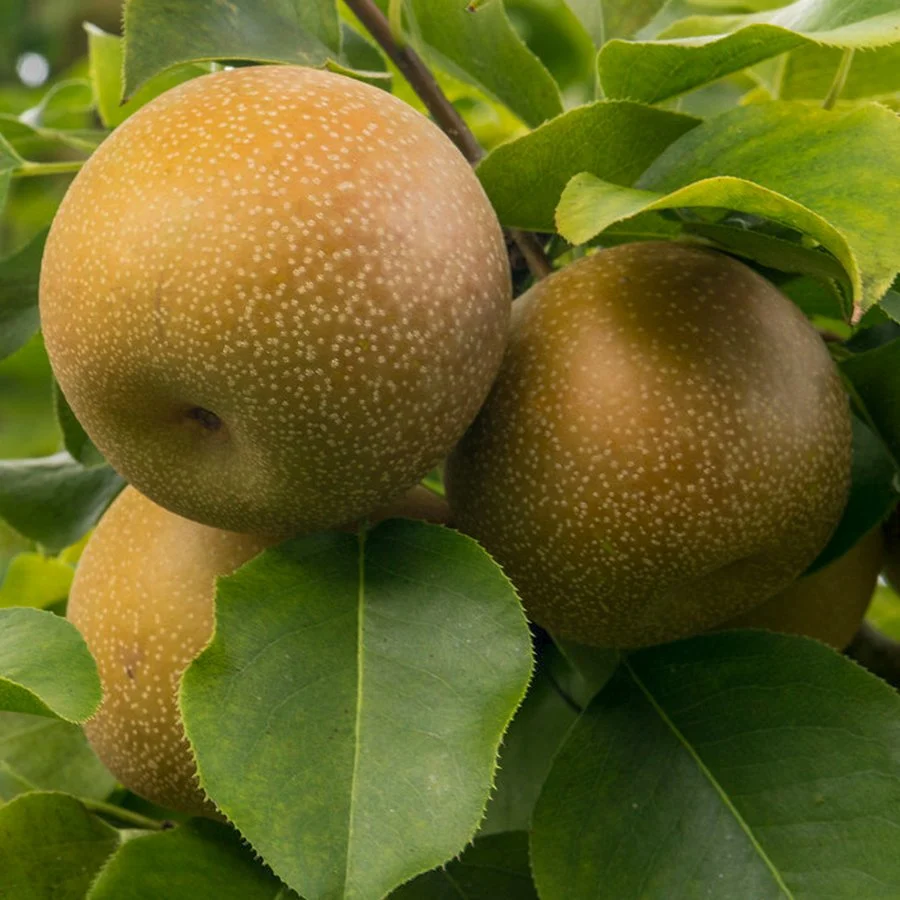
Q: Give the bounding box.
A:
[624,658,794,899]
[343,528,367,896]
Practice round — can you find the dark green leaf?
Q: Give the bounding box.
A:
[683,222,849,286]
[843,337,900,465]
[0,229,46,362]
[123,0,342,97]
[0,712,115,803]
[779,274,847,321]
[0,792,120,900]
[599,0,900,104]
[557,102,900,309]
[552,638,620,703]
[338,22,392,87]
[391,832,538,900]
[89,819,294,900]
[873,289,900,325]
[0,607,101,722]
[54,383,105,468]
[480,659,579,835]
[0,453,124,553]
[402,0,562,127]
[504,0,596,104]
[805,416,898,574]
[533,632,900,899]
[182,520,532,900]
[476,101,699,231]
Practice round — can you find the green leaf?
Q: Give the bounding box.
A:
[682,221,849,287]
[0,132,25,173]
[503,0,596,104]
[0,552,74,609]
[401,0,563,127]
[476,101,699,231]
[182,520,532,900]
[479,637,614,838]
[0,712,116,803]
[54,383,105,468]
[0,171,10,218]
[558,173,853,282]
[87,24,206,128]
[391,832,538,899]
[805,416,898,574]
[864,288,900,327]
[19,80,95,131]
[779,273,847,321]
[776,42,900,102]
[0,229,46,362]
[0,793,120,900]
[0,453,124,553]
[0,607,101,722]
[674,70,760,117]
[843,337,900,466]
[557,102,900,310]
[599,0,900,104]
[338,22,392,88]
[123,0,342,97]
[0,115,104,157]
[532,631,900,899]
[564,0,670,46]
[88,819,294,900]
[552,638,620,702]
[480,656,580,835]
[866,585,900,641]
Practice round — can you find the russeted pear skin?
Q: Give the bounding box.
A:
[67,484,449,815]
[40,65,510,536]
[720,527,883,650]
[446,242,852,648]
[67,487,269,816]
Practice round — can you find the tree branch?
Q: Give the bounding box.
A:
[846,620,900,689]
[344,0,552,282]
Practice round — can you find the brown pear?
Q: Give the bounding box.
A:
[447,242,852,648]
[720,528,883,650]
[41,65,509,537]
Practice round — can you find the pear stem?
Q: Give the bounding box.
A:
[13,160,83,178]
[343,0,552,281]
[80,797,168,831]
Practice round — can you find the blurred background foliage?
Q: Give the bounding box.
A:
[1,1,119,577]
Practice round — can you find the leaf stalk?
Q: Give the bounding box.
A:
[822,48,854,111]
[80,797,167,831]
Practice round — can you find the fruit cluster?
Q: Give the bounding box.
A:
[40,65,862,816]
